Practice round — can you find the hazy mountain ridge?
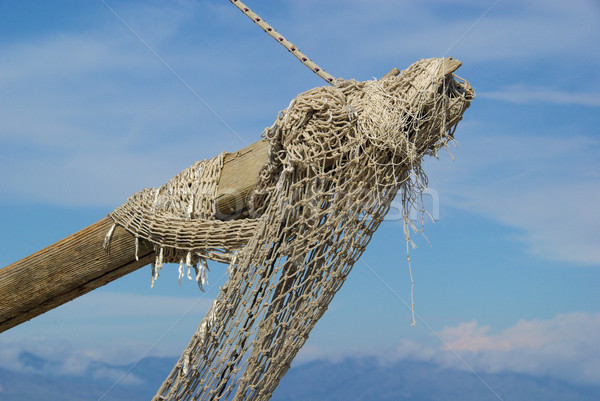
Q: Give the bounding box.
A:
[272,358,600,401]
[1,352,599,401]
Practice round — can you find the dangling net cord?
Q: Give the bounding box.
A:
[400,59,459,327]
[229,0,336,85]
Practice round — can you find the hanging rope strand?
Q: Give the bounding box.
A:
[229,0,336,85]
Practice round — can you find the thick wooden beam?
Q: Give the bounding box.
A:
[0,139,270,333]
[0,218,155,333]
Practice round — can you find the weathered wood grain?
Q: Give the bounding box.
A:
[0,218,154,332]
[216,139,270,218]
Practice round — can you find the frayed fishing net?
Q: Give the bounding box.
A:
[106,57,474,400]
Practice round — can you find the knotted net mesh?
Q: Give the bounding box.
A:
[107,57,474,400]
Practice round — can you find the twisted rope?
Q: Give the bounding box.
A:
[230,0,336,84]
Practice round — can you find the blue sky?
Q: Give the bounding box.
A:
[1,0,599,395]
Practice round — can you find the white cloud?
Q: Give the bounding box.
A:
[275,312,600,386]
[1,291,213,366]
[92,367,144,386]
[59,353,93,376]
[0,336,146,385]
[305,311,600,386]
[289,0,600,66]
[48,291,213,319]
[480,85,600,107]
[434,312,600,385]
[426,131,600,265]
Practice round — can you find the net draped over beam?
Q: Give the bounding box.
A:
[106,58,474,400]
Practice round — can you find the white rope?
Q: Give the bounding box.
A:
[229,0,336,85]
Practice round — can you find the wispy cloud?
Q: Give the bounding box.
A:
[427,131,600,265]
[0,337,146,385]
[435,312,600,385]
[2,291,213,364]
[261,312,600,386]
[93,366,145,386]
[287,0,600,68]
[48,291,213,319]
[480,85,600,107]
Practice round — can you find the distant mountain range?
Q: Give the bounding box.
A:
[1,352,598,401]
[272,358,600,401]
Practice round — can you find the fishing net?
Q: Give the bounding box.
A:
[107,57,474,400]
